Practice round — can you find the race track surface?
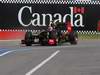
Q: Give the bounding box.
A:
[0,40,100,75]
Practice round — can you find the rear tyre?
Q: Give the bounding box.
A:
[24,31,33,46]
[26,43,32,46]
[39,31,48,46]
[68,32,78,45]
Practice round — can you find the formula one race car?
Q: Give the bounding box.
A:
[21,22,78,46]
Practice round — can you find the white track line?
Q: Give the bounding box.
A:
[26,50,60,75]
[0,51,14,56]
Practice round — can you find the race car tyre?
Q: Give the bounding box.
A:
[55,39,58,46]
[70,37,78,45]
[39,31,48,46]
[26,43,32,46]
[24,31,33,46]
[68,31,78,45]
[25,31,33,40]
[25,39,32,46]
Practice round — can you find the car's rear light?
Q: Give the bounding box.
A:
[48,39,55,45]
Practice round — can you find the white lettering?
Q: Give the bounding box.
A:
[74,14,84,27]
[54,13,62,24]
[42,14,52,26]
[18,6,32,27]
[32,13,41,26]
[63,7,74,26]
[18,6,84,27]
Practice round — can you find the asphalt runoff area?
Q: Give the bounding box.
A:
[0,40,100,75]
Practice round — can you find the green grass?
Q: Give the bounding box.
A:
[78,32,100,40]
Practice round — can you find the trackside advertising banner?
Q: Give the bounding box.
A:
[0,2,100,31]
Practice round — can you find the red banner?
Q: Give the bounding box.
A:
[0,31,25,40]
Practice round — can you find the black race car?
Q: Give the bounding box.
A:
[21,22,78,46]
